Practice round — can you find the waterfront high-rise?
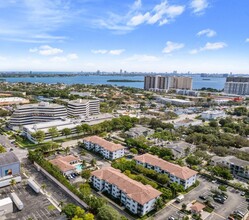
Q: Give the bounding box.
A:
[224,77,249,95]
[144,75,192,91]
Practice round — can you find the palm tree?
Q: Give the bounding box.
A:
[90,158,96,167]
[41,183,46,192]
[65,147,70,155]
[58,200,64,208]
[10,179,16,191]
[82,160,86,167]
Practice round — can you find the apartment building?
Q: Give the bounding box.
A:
[211,156,249,179]
[83,136,125,160]
[67,99,100,117]
[0,97,29,106]
[91,167,161,216]
[9,102,67,130]
[134,153,197,189]
[50,155,79,176]
[224,77,249,95]
[201,110,226,120]
[144,75,193,91]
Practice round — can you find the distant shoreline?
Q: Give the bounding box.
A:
[107,79,144,83]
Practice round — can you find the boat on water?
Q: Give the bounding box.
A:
[202,78,211,80]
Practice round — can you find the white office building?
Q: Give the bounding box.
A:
[201,110,226,120]
[23,119,82,143]
[134,153,198,189]
[67,99,100,117]
[9,102,67,130]
[83,136,125,160]
[91,167,161,216]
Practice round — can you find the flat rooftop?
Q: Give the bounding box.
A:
[23,119,81,133]
[0,152,20,166]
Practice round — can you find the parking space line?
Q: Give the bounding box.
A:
[36,210,43,219]
[213,212,226,219]
[40,209,49,219]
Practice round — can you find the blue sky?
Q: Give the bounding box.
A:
[0,0,249,73]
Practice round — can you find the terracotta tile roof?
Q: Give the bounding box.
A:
[91,167,161,205]
[49,156,77,172]
[56,155,79,163]
[191,202,205,212]
[83,136,125,152]
[134,153,197,180]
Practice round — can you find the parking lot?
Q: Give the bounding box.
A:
[24,162,76,206]
[0,183,61,220]
[154,176,248,220]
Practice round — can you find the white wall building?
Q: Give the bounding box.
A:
[91,167,161,216]
[201,110,226,120]
[156,96,194,106]
[67,99,100,117]
[83,136,125,160]
[23,119,82,143]
[9,102,67,130]
[134,153,197,189]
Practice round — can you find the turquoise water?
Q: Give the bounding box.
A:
[3,74,226,90]
[75,164,83,172]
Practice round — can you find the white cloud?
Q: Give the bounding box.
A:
[109,49,125,55]
[159,19,168,26]
[67,53,78,60]
[190,42,227,54]
[125,54,160,62]
[197,29,216,37]
[91,50,108,54]
[127,13,150,26]
[29,45,63,55]
[246,38,249,43]
[96,0,185,33]
[39,45,63,55]
[189,49,199,54]
[162,41,184,53]
[50,56,67,62]
[201,42,227,51]
[190,0,208,14]
[29,48,38,53]
[91,49,125,55]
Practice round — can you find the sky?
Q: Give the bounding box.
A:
[0,0,249,73]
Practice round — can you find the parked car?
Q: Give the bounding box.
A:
[199,195,208,200]
[213,197,225,204]
[240,191,245,196]
[168,217,175,220]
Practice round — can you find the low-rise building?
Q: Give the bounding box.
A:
[210,156,249,179]
[125,125,154,138]
[174,119,202,128]
[201,110,226,120]
[134,153,197,189]
[23,119,82,143]
[156,96,194,106]
[50,155,79,176]
[176,89,200,97]
[0,97,29,106]
[0,152,21,187]
[164,141,196,159]
[83,136,125,160]
[91,167,161,216]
